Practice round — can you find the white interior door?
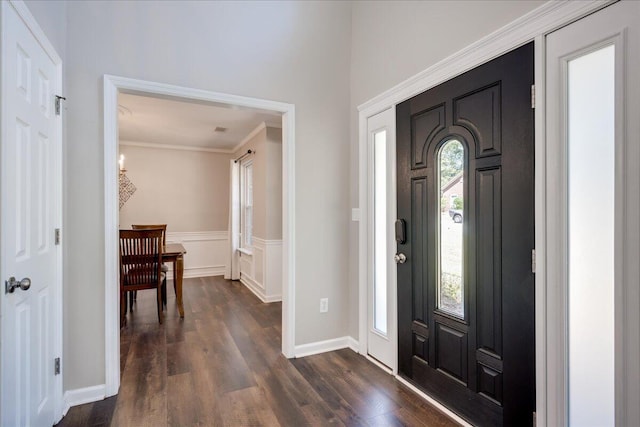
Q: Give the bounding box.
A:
[366,107,397,370]
[546,1,640,425]
[1,2,62,425]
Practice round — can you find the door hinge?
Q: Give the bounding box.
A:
[54,357,60,375]
[55,95,66,116]
[55,228,61,245]
[532,249,536,274]
[531,85,536,109]
[533,411,537,426]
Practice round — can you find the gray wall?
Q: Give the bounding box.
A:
[23,0,66,60]
[118,144,231,232]
[266,127,283,240]
[29,0,352,391]
[347,0,545,338]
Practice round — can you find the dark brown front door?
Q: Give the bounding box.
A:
[396,43,535,427]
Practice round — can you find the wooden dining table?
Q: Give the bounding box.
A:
[163,243,187,318]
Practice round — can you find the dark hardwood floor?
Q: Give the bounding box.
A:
[56,276,459,427]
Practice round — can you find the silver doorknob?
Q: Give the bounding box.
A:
[394,253,407,264]
[5,277,31,294]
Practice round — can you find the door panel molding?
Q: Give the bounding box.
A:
[0,0,63,423]
[396,43,534,426]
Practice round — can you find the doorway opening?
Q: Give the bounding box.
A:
[103,75,295,397]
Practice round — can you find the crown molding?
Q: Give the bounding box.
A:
[119,140,233,154]
[232,122,267,153]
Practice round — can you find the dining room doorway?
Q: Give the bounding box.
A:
[103,75,295,397]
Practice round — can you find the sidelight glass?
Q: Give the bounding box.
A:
[568,44,615,426]
[437,139,464,318]
[373,129,388,334]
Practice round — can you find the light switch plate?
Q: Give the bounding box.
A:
[351,208,361,222]
[320,298,329,313]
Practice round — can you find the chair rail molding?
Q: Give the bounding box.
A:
[165,231,228,278]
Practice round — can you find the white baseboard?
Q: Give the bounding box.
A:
[294,336,357,358]
[180,265,225,279]
[263,293,282,303]
[239,275,281,303]
[62,384,106,416]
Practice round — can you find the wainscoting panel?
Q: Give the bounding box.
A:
[239,237,282,303]
[165,231,227,278]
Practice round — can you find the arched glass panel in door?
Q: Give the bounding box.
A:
[437,139,464,318]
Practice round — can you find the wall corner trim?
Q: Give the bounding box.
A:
[62,384,107,417]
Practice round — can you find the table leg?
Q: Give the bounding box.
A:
[173,260,177,292]
[176,254,185,318]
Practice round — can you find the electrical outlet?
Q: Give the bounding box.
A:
[320,298,329,313]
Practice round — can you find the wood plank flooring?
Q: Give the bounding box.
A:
[56,276,459,427]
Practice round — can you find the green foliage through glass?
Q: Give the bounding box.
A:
[439,140,464,185]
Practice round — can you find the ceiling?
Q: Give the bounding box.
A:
[118,92,282,152]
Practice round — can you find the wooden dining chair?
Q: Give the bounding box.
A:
[131,224,168,308]
[119,229,165,327]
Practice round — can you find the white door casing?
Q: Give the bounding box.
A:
[366,107,397,371]
[1,1,63,425]
[103,75,296,396]
[545,2,640,425]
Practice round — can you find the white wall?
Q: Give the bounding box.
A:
[118,143,230,231]
[347,0,545,338]
[60,0,352,391]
